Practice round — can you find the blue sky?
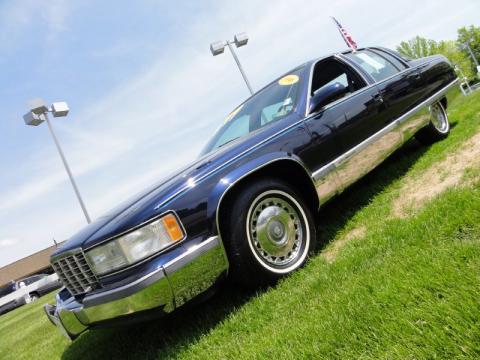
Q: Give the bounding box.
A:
[0,0,478,267]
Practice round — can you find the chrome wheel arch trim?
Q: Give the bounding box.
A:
[214,156,317,273]
[245,190,311,274]
[153,121,308,212]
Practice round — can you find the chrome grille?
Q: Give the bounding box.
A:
[51,251,99,296]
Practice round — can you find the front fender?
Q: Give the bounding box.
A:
[206,152,311,233]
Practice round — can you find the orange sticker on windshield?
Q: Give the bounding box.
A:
[278,74,299,86]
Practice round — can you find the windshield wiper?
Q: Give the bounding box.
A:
[218,136,240,148]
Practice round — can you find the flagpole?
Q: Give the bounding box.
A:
[331,16,358,52]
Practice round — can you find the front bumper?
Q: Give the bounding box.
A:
[44,236,228,340]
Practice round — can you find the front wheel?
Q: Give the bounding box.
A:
[415,101,450,144]
[224,178,317,287]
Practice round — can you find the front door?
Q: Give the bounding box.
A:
[302,57,385,201]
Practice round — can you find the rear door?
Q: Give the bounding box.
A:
[342,49,424,123]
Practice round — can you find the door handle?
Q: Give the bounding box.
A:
[410,70,422,80]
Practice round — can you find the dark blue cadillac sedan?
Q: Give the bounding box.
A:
[45,47,458,339]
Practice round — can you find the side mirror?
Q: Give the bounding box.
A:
[309,82,348,114]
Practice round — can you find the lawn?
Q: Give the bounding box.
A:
[1,90,479,359]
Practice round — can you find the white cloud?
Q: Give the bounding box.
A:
[0,0,75,54]
[0,238,19,248]
[0,130,135,212]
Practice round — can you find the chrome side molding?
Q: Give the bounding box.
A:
[312,78,459,203]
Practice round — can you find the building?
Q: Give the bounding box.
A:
[0,244,60,286]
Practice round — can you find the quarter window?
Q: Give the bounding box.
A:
[370,49,407,71]
[345,50,401,82]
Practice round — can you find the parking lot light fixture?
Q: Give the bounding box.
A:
[210,32,254,95]
[23,99,92,224]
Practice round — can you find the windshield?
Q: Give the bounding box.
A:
[200,68,303,155]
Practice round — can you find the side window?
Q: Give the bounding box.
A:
[309,58,366,110]
[0,283,15,297]
[311,59,365,95]
[316,73,349,93]
[23,276,39,285]
[345,50,401,82]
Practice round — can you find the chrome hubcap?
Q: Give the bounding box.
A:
[249,195,303,267]
[430,103,448,133]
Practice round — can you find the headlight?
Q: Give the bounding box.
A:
[86,213,185,276]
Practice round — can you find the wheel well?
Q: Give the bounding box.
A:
[439,96,447,109]
[29,292,40,298]
[217,159,318,242]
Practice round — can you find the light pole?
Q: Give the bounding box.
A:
[463,40,479,67]
[461,40,480,75]
[454,65,472,95]
[210,32,254,95]
[23,100,92,224]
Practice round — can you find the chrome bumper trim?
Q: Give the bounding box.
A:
[44,304,70,339]
[83,265,167,307]
[45,236,227,340]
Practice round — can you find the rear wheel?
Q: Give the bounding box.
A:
[224,178,317,287]
[415,101,450,144]
[29,293,39,302]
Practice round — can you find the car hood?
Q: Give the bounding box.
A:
[52,135,252,255]
[52,112,302,256]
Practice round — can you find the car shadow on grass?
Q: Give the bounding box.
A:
[315,137,430,250]
[61,138,431,360]
[62,282,256,360]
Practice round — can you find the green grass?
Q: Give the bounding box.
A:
[1,91,480,359]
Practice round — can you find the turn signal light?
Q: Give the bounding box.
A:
[162,214,184,242]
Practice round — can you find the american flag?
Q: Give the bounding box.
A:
[331,17,358,50]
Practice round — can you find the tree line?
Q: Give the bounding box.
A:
[396,25,479,81]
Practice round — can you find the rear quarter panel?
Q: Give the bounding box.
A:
[416,55,457,100]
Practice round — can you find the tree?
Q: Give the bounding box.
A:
[397,36,440,59]
[457,25,480,75]
[436,40,475,80]
[396,36,475,80]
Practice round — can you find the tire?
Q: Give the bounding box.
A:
[29,293,39,302]
[224,177,317,287]
[415,101,450,144]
